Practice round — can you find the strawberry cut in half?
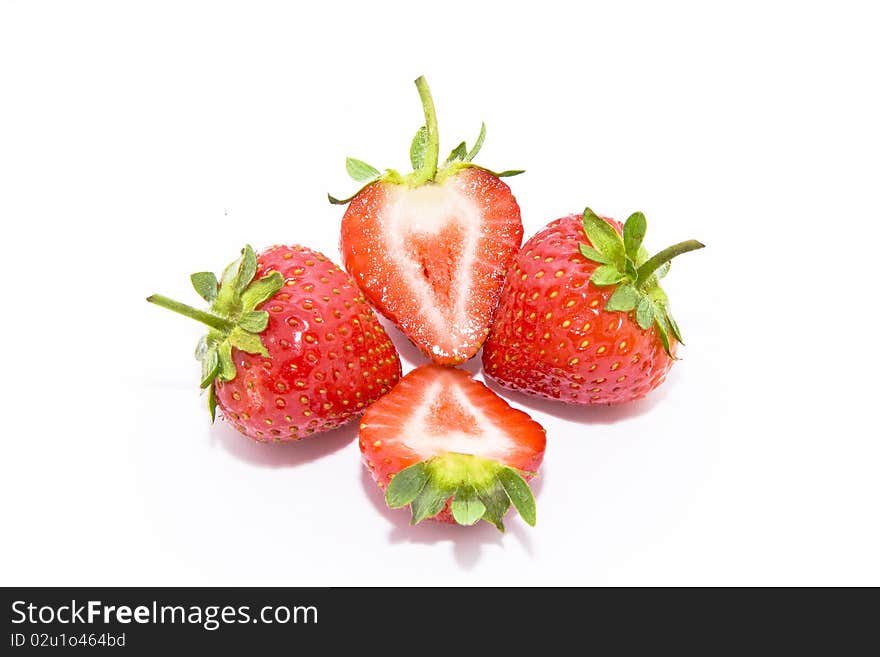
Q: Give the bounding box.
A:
[359,365,546,531]
[147,244,401,441]
[332,76,524,365]
[483,209,704,404]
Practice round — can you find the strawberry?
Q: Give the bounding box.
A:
[147,244,402,441]
[483,209,704,405]
[359,364,545,530]
[331,76,524,365]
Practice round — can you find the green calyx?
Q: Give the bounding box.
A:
[385,452,536,532]
[578,208,705,357]
[328,76,523,205]
[146,245,284,420]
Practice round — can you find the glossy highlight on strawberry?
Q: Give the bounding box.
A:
[148,244,402,441]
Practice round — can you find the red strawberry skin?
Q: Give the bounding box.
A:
[340,167,522,365]
[214,245,402,441]
[483,215,675,405]
[359,365,545,523]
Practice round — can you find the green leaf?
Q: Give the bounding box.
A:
[327,192,357,205]
[497,468,536,526]
[207,385,217,423]
[495,169,525,177]
[465,122,486,162]
[217,340,236,381]
[229,327,268,357]
[410,480,453,525]
[345,157,381,182]
[240,271,284,311]
[657,260,671,279]
[636,296,654,330]
[200,345,219,388]
[624,258,638,281]
[582,208,625,268]
[654,312,672,356]
[234,245,258,296]
[477,485,511,532]
[190,271,218,303]
[623,212,647,261]
[579,244,611,264]
[605,284,640,312]
[450,488,486,526]
[386,462,429,508]
[195,334,208,361]
[239,310,269,333]
[667,311,684,344]
[445,141,467,164]
[410,126,428,170]
[590,264,626,286]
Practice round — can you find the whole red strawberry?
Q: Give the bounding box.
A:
[483,209,704,404]
[148,244,402,441]
[331,76,524,365]
[360,365,545,531]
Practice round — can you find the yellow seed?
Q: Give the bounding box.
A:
[531,292,540,300]
[589,299,599,307]
[549,291,559,298]
[555,270,564,278]
[619,340,627,350]
[265,418,273,426]
[594,377,606,384]
[542,332,550,340]
[545,312,553,320]
[299,396,309,404]
[535,271,544,278]
[579,339,590,349]
[589,364,598,371]
[373,440,382,448]
[610,362,620,371]
[569,357,580,366]
[597,346,607,354]
[544,256,555,263]
[617,375,627,382]
[561,319,572,328]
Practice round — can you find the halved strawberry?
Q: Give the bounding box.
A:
[359,365,546,530]
[332,77,524,365]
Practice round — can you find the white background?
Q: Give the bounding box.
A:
[1,1,878,586]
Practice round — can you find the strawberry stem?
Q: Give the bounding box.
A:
[636,240,705,287]
[412,76,439,184]
[146,294,233,332]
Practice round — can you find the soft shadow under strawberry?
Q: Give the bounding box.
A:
[211,418,358,468]
[482,374,671,425]
[358,468,536,570]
